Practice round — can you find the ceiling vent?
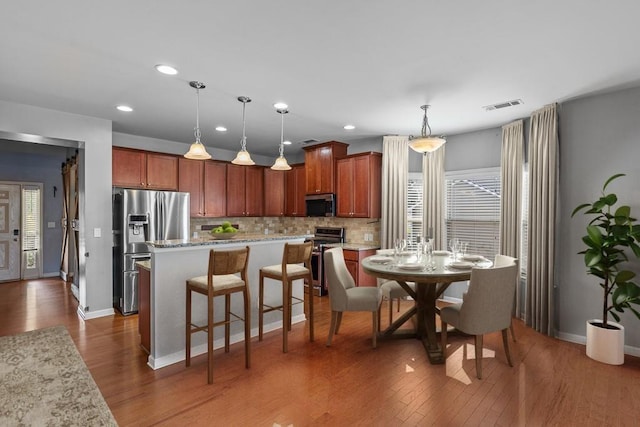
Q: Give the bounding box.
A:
[302,139,319,144]
[483,99,523,111]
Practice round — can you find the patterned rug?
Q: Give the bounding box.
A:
[0,326,117,426]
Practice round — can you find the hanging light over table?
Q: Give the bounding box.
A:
[271,108,292,170]
[231,96,255,165]
[184,81,212,160]
[409,104,446,154]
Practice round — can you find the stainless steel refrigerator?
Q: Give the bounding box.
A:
[112,188,190,315]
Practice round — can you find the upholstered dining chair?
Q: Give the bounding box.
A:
[493,254,519,341]
[440,263,519,379]
[185,246,251,384]
[376,249,416,327]
[324,247,382,348]
[258,241,314,353]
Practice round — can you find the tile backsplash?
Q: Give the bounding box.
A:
[191,216,380,246]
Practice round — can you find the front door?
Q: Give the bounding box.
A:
[0,184,21,281]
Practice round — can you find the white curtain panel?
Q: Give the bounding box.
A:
[381,136,408,249]
[422,146,445,250]
[500,120,524,317]
[526,103,558,336]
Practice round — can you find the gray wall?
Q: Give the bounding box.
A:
[558,87,640,349]
[0,100,113,318]
[0,141,69,275]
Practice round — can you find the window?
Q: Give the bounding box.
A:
[444,168,501,259]
[406,173,423,249]
[22,185,42,278]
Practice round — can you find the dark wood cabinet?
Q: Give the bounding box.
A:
[226,164,264,216]
[343,248,378,286]
[179,158,227,217]
[336,152,382,218]
[112,147,178,190]
[303,141,348,194]
[285,164,306,216]
[264,168,285,216]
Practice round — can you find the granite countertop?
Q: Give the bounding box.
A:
[135,260,151,270]
[146,233,312,249]
[324,243,380,251]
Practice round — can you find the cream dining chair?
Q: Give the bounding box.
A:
[440,263,519,379]
[493,254,519,341]
[324,247,382,348]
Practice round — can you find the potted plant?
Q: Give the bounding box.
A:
[571,173,640,364]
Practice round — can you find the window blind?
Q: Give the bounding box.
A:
[22,186,41,269]
[407,173,423,249]
[445,168,501,259]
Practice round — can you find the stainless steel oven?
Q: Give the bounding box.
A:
[309,226,345,296]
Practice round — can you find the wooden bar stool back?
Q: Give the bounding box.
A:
[185,246,251,384]
[258,241,314,352]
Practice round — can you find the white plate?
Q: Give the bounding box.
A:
[462,254,485,261]
[368,256,393,264]
[449,261,474,270]
[432,250,450,256]
[396,263,424,271]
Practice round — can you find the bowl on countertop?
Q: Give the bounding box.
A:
[208,232,238,240]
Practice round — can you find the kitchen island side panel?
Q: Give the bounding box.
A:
[148,237,306,369]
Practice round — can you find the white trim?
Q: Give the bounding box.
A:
[556,331,640,358]
[42,272,60,278]
[445,166,501,180]
[77,306,114,320]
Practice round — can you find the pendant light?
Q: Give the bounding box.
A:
[231,96,255,165]
[271,108,292,170]
[184,81,212,160]
[408,104,446,154]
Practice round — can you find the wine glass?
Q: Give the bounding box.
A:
[449,238,460,259]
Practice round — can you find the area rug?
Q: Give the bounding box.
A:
[0,325,118,426]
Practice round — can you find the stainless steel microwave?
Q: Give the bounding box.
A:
[305,193,336,217]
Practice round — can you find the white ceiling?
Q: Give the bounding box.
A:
[2,1,640,157]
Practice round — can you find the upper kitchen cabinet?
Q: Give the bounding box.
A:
[336,152,382,218]
[285,163,306,217]
[226,164,264,217]
[303,141,348,194]
[178,158,227,217]
[112,147,178,190]
[264,168,285,216]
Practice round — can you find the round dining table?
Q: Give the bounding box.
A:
[362,252,492,364]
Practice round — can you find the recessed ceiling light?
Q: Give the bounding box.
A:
[273,102,288,109]
[116,105,133,112]
[215,126,227,132]
[283,140,292,145]
[344,124,355,130]
[155,64,178,75]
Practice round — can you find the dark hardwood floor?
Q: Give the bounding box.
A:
[1,278,639,426]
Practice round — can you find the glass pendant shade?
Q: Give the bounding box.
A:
[271,155,291,170]
[409,104,446,154]
[232,148,254,165]
[231,96,255,165]
[184,141,212,160]
[183,81,212,160]
[408,136,446,153]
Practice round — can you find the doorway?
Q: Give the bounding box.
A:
[0,183,21,281]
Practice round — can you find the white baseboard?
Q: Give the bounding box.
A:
[556,331,640,358]
[148,313,307,370]
[77,306,115,320]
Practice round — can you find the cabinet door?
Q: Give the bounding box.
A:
[351,155,371,217]
[226,164,246,216]
[178,158,204,216]
[336,158,354,217]
[305,149,320,194]
[146,153,179,190]
[264,169,285,216]
[203,161,227,217]
[245,166,264,216]
[285,165,306,216]
[317,145,335,194]
[345,260,359,284]
[112,148,146,188]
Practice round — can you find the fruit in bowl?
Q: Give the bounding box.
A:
[209,221,238,239]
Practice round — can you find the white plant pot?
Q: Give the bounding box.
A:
[586,319,625,365]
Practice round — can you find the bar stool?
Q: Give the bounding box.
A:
[258,241,314,352]
[185,246,250,384]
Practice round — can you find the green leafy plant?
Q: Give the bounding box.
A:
[571,173,640,328]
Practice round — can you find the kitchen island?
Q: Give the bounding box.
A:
[145,234,310,370]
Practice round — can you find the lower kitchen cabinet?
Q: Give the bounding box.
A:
[137,262,150,354]
[343,248,378,287]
